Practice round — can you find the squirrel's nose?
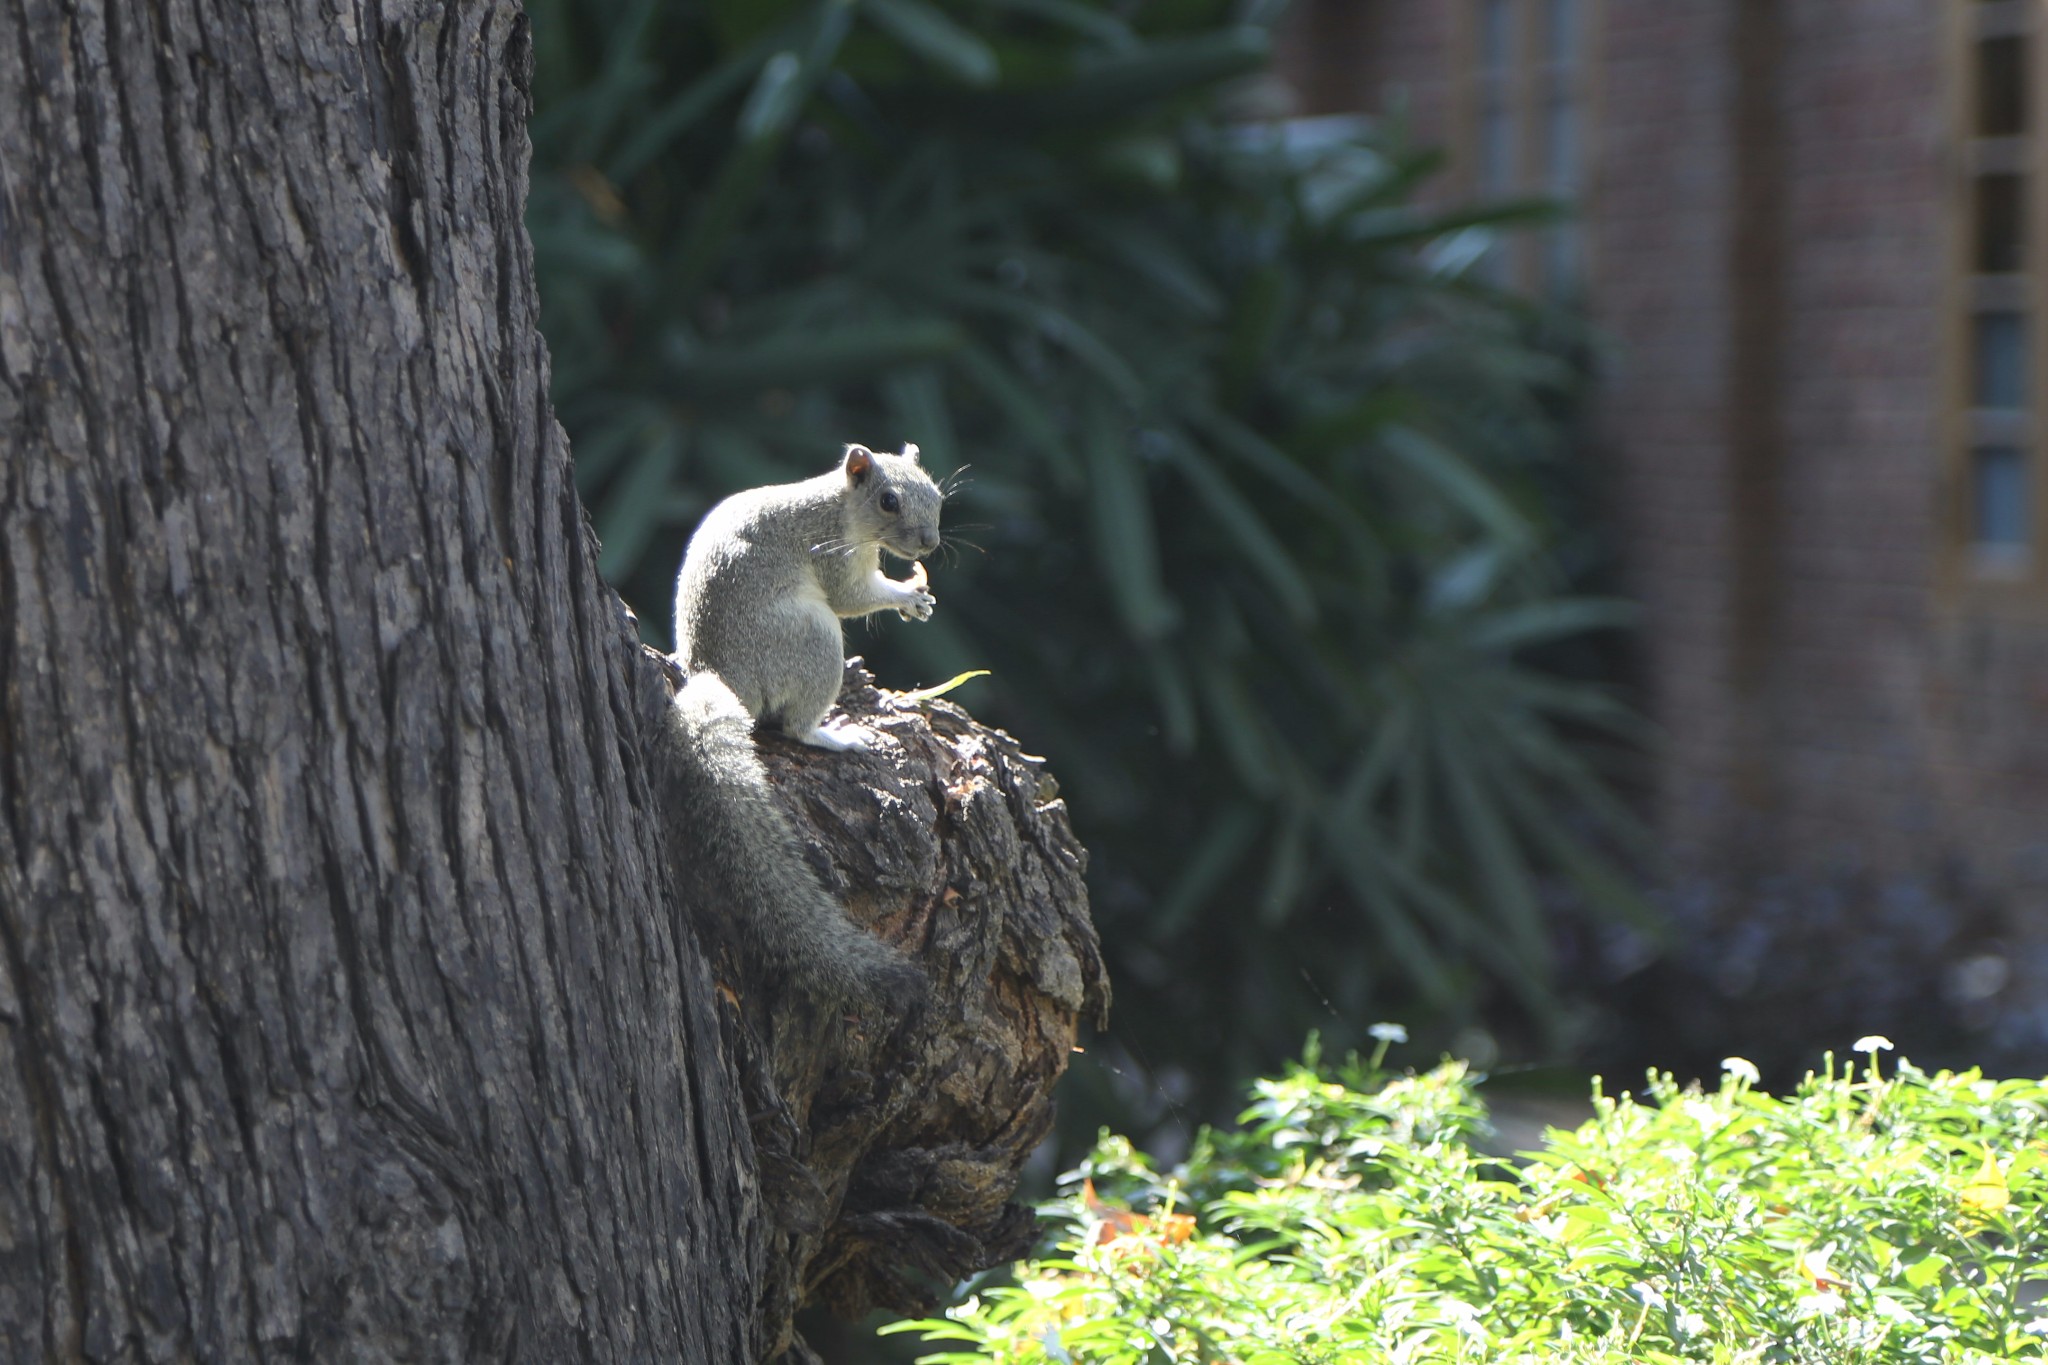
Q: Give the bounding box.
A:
[919,526,940,553]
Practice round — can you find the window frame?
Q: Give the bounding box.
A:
[1453,0,1602,295]
[1944,0,2048,598]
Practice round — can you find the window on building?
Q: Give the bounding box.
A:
[1957,0,2036,576]
[1462,0,1592,293]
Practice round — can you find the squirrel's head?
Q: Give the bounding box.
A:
[842,443,944,559]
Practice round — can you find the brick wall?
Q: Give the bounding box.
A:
[1270,0,2048,1067]
[1594,0,1743,868]
[1768,0,1940,876]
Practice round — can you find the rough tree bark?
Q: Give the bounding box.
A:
[0,1,1105,1361]
[669,657,1108,1359]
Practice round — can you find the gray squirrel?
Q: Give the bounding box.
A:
[652,442,943,1013]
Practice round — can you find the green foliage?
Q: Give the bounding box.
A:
[528,0,1650,1102]
[891,1041,2048,1363]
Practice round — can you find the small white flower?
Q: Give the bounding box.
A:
[1852,1035,1894,1054]
[1722,1057,1760,1085]
[1676,1311,1708,1337]
[1369,1022,1409,1044]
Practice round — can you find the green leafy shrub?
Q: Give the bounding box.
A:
[891,1040,2048,1362]
[528,0,1650,1107]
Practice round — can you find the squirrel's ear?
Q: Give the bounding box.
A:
[901,442,921,464]
[843,444,874,483]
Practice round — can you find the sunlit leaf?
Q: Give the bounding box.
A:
[1960,1149,2010,1218]
[899,669,991,702]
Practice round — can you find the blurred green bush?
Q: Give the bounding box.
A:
[527,0,1652,1116]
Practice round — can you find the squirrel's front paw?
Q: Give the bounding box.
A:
[897,561,936,622]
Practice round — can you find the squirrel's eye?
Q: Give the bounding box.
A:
[879,490,901,514]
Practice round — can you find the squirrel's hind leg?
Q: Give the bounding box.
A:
[793,721,871,751]
[762,606,868,749]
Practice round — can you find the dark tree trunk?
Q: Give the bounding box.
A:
[0,2,1104,1362]
[0,0,755,1357]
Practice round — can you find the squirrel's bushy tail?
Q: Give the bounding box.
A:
[655,673,927,1014]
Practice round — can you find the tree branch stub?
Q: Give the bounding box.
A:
[650,650,1110,1357]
